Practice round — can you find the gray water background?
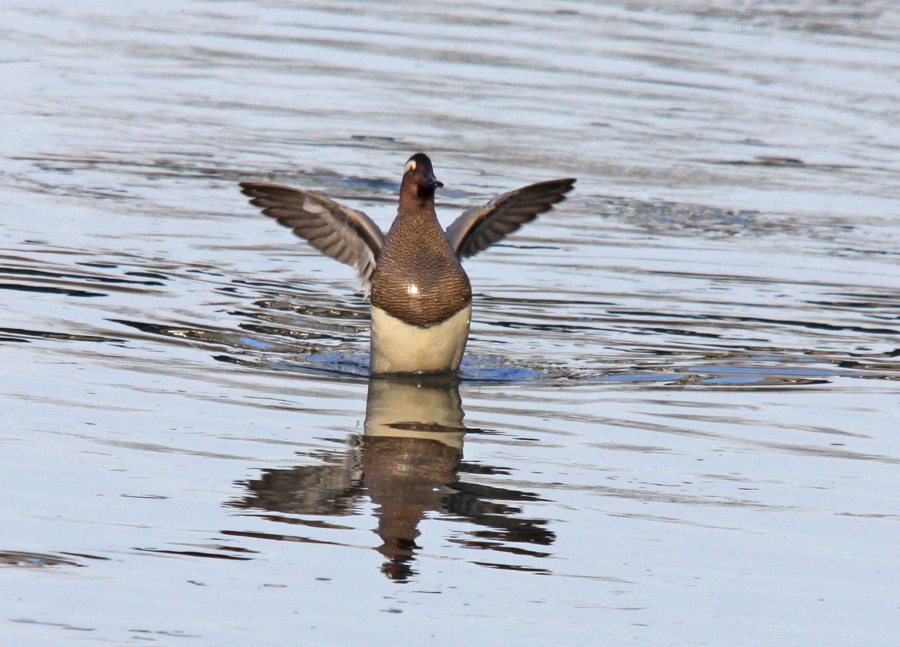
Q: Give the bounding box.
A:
[2,1,899,645]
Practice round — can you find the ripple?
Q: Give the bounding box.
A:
[0,550,86,568]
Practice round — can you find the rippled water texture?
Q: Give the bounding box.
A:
[2,1,899,645]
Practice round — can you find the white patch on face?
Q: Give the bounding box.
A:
[403,159,417,174]
[407,284,419,295]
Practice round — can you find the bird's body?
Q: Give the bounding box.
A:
[370,303,471,374]
[241,153,574,375]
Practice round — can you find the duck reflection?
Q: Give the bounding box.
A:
[363,375,466,579]
[228,375,554,581]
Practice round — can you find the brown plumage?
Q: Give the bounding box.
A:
[369,153,471,327]
[240,152,575,373]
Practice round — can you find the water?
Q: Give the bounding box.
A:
[2,1,899,645]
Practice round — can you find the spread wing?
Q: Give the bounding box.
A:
[444,178,576,260]
[240,183,385,287]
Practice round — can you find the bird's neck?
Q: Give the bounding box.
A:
[389,202,440,237]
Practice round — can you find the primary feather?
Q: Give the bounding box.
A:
[239,182,385,287]
[444,178,576,260]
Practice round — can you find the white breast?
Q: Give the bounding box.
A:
[369,305,471,374]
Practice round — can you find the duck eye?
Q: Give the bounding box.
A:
[403,160,417,174]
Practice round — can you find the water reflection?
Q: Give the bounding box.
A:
[229,375,554,581]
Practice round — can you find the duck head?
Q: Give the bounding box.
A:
[400,152,443,205]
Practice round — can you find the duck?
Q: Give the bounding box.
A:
[240,153,575,375]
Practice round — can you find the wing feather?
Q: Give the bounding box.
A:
[444,179,576,260]
[240,182,385,287]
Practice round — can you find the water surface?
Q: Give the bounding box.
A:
[2,1,899,645]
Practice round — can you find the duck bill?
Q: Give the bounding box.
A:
[423,172,443,190]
